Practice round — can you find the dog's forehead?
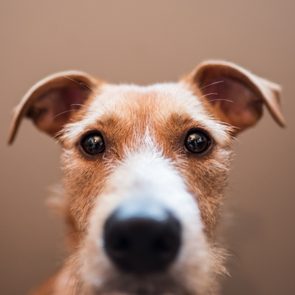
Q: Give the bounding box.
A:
[63,82,230,145]
[87,83,202,119]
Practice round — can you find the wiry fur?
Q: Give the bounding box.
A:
[39,84,232,295]
[9,61,284,295]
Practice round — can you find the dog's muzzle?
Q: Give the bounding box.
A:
[103,198,182,275]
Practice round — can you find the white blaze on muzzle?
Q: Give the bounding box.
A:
[81,135,212,293]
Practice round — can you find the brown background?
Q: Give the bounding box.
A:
[0,1,294,294]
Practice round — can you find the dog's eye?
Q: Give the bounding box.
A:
[80,132,105,155]
[185,129,212,155]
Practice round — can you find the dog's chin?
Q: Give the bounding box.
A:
[93,274,193,295]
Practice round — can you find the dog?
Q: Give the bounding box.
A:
[8,60,285,295]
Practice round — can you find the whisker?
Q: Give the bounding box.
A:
[199,92,219,99]
[53,109,78,120]
[70,103,86,107]
[208,98,234,104]
[64,76,94,92]
[199,80,225,91]
[55,101,107,121]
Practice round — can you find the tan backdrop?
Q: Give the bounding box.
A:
[1,1,294,294]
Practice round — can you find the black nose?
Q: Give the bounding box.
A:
[103,199,181,274]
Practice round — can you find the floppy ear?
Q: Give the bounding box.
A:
[8,70,98,144]
[184,60,286,133]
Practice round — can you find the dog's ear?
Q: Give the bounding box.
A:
[184,60,286,133]
[8,70,98,144]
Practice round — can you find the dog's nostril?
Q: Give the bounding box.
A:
[153,236,175,256]
[103,200,182,274]
[110,235,130,255]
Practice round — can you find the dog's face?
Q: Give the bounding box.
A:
[9,61,285,295]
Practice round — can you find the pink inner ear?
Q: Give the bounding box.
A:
[63,85,89,108]
[27,84,91,137]
[200,76,263,130]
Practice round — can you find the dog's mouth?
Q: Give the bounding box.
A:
[94,274,192,295]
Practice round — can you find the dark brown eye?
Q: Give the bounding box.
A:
[185,129,212,155]
[80,132,105,155]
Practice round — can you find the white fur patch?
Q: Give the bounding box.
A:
[80,131,215,294]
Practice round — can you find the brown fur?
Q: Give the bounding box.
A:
[8,61,285,295]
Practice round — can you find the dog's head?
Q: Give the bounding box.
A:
[9,61,285,294]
